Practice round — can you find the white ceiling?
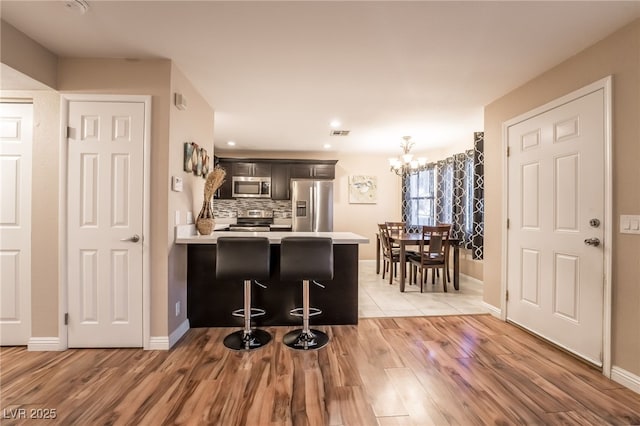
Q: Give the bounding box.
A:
[2,1,639,155]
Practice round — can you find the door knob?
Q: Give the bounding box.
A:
[121,234,140,243]
[584,238,600,247]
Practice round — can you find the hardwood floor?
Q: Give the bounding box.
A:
[2,315,640,425]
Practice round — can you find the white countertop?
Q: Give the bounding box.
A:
[175,225,369,244]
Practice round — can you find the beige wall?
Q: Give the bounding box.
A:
[58,58,173,337]
[0,20,57,89]
[0,90,61,337]
[484,20,640,375]
[167,63,215,333]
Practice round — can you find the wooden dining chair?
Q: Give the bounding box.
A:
[385,221,405,248]
[385,221,405,234]
[436,222,453,283]
[408,225,451,292]
[378,223,410,285]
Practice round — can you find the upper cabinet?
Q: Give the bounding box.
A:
[270,163,291,200]
[289,163,336,179]
[214,158,337,200]
[214,159,233,199]
[232,161,272,177]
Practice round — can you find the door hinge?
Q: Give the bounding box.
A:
[506,146,510,157]
[507,218,510,229]
[64,313,69,325]
[506,290,509,302]
[66,126,71,139]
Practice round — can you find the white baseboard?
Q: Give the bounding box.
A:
[147,336,169,350]
[27,337,62,351]
[482,302,501,318]
[169,319,190,348]
[611,365,640,394]
[147,319,190,351]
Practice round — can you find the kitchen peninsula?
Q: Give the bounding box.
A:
[175,226,369,327]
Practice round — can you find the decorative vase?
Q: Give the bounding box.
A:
[196,199,215,235]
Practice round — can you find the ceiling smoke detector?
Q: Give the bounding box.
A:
[330,130,350,136]
[64,0,90,15]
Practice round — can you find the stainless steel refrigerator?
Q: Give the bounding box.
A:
[291,179,333,232]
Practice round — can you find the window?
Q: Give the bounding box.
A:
[401,132,484,259]
[403,166,435,230]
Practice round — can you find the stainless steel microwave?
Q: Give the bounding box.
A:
[232,176,271,198]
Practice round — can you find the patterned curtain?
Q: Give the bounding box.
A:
[472,132,484,260]
[436,153,472,248]
[435,158,453,224]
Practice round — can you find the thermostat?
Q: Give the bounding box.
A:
[171,176,183,192]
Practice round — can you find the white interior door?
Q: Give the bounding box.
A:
[507,88,605,366]
[0,103,33,345]
[67,101,145,347]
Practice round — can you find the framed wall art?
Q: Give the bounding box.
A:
[349,175,377,204]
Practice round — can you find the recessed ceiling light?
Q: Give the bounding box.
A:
[227,141,236,146]
[323,144,331,149]
[330,120,341,128]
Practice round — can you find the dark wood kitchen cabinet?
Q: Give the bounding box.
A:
[214,157,337,199]
[233,162,272,177]
[289,163,335,179]
[214,160,233,199]
[271,163,290,200]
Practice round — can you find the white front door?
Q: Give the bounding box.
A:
[507,87,605,366]
[0,103,33,345]
[67,101,145,347]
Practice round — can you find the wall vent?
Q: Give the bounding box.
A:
[330,130,350,136]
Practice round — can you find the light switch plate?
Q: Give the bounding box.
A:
[186,211,194,224]
[620,215,640,234]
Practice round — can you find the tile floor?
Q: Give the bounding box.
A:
[358,260,490,318]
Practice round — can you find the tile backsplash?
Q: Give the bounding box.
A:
[213,199,292,218]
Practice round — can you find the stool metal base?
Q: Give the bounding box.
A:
[283,329,329,350]
[223,329,272,351]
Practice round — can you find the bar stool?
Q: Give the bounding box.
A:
[216,236,272,350]
[280,237,333,350]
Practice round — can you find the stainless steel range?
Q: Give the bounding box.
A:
[229,209,274,232]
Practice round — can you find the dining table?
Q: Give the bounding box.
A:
[375,231,460,292]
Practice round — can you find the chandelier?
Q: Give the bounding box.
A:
[388,136,427,176]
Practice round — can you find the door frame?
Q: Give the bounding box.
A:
[59,94,151,350]
[500,76,613,376]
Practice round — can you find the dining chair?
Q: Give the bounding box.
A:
[378,223,410,285]
[385,221,405,234]
[385,221,405,248]
[408,225,451,292]
[436,222,453,283]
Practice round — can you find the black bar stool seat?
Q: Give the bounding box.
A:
[280,237,333,350]
[216,237,271,350]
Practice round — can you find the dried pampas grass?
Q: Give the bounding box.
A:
[203,166,226,201]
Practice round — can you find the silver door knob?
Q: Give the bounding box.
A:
[121,234,140,243]
[584,238,600,247]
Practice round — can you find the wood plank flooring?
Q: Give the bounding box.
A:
[2,315,640,425]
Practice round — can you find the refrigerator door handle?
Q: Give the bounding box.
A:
[311,185,317,231]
